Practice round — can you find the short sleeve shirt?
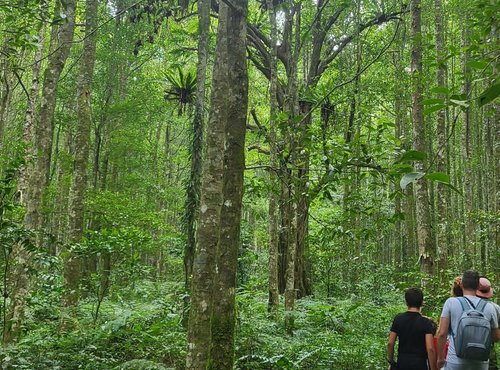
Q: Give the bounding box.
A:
[390,311,434,358]
[441,295,499,366]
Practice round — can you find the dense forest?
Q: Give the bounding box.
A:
[0,0,498,369]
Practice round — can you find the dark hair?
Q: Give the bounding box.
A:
[405,287,424,308]
[462,270,480,290]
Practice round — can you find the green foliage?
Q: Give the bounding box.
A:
[234,289,405,370]
[0,281,186,369]
[164,66,197,115]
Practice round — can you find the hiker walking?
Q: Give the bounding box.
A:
[387,287,437,370]
[436,270,500,369]
[476,277,500,370]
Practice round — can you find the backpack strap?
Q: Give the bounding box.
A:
[463,296,488,312]
[458,297,468,310]
[463,296,476,309]
[475,298,487,313]
[450,297,467,338]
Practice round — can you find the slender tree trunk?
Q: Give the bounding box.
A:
[411,0,435,276]
[184,0,210,294]
[434,0,448,270]
[460,22,474,263]
[210,3,248,367]
[186,3,228,368]
[267,0,280,316]
[284,1,300,334]
[491,20,500,300]
[393,26,405,269]
[63,0,98,308]
[0,43,12,147]
[17,27,46,205]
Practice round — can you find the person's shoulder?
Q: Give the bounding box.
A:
[393,311,407,320]
[443,296,459,307]
[482,300,499,313]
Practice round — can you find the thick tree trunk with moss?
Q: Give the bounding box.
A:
[185,4,228,368]
[184,0,210,296]
[411,0,434,276]
[210,3,248,367]
[63,0,98,308]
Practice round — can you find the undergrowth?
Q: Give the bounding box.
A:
[0,277,417,369]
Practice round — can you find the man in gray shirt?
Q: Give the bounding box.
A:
[436,270,500,370]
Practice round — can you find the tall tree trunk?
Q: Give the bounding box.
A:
[0,43,12,147]
[460,22,474,264]
[411,0,435,276]
[284,1,300,334]
[4,0,77,344]
[434,0,448,270]
[393,24,406,269]
[17,27,46,205]
[210,3,248,367]
[186,3,228,368]
[267,0,280,316]
[491,20,500,301]
[25,0,77,233]
[184,0,210,294]
[63,0,98,308]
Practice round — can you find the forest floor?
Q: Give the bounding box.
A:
[4,277,497,369]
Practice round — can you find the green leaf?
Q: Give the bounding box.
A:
[430,86,450,94]
[425,172,450,183]
[478,83,500,107]
[449,99,469,108]
[441,182,462,195]
[400,172,425,190]
[397,150,427,162]
[466,60,488,69]
[422,98,444,105]
[424,104,446,115]
[425,172,462,194]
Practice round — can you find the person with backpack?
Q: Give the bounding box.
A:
[436,270,500,369]
[476,277,500,370]
[387,287,437,370]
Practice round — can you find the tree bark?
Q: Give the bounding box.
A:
[17,27,46,205]
[284,0,300,334]
[266,0,280,316]
[184,0,210,295]
[460,21,474,263]
[4,0,77,344]
[393,23,409,270]
[434,0,448,270]
[63,0,98,308]
[210,2,248,367]
[411,0,435,276]
[186,3,228,368]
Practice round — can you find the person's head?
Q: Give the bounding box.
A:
[461,270,480,291]
[451,276,463,297]
[476,277,493,299]
[405,287,424,308]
